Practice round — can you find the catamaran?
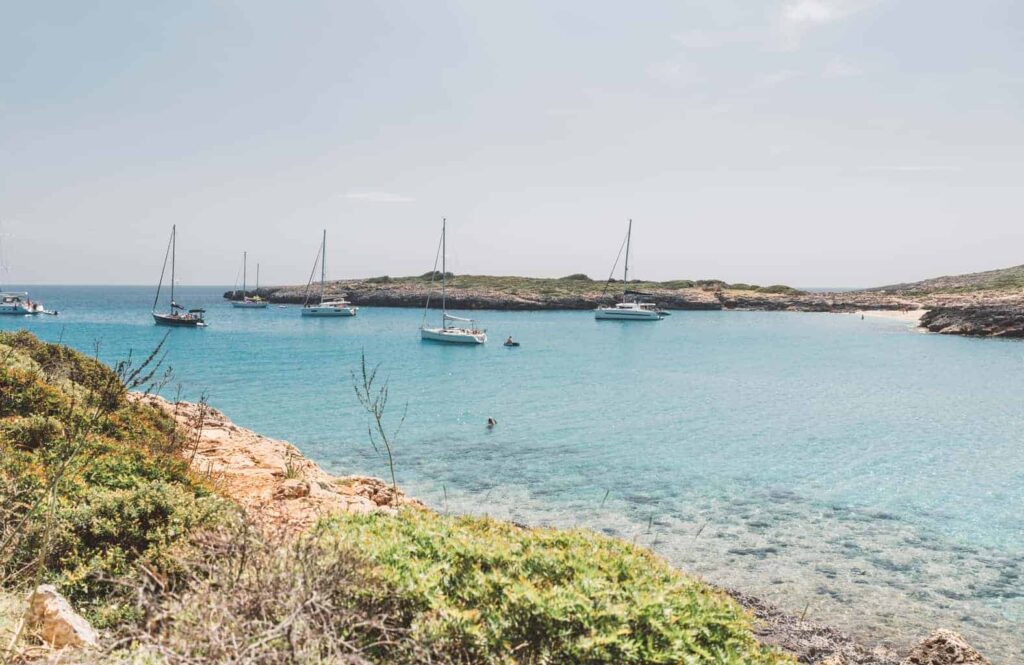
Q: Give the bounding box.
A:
[0,292,45,315]
[420,219,486,344]
[595,220,664,321]
[301,229,357,317]
[152,225,206,327]
[0,222,52,315]
[231,251,268,309]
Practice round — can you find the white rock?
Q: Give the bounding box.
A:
[28,584,98,648]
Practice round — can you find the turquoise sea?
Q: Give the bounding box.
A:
[3,285,1022,661]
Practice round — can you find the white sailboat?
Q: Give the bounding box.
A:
[420,219,486,344]
[301,229,357,317]
[232,251,268,309]
[152,225,206,327]
[595,220,664,321]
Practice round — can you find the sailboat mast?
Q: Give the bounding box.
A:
[170,224,176,307]
[320,229,326,305]
[441,218,447,328]
[242,251,247,297]
[623,219,632,300]
[256,263,260,292]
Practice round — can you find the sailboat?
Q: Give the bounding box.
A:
[301,229,357,317]
[231,252,268,308]
[420,219,486,344]
[595,220,664,321]
[152,225,206,327]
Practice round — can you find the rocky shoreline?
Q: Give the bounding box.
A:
[225,279,919,313]
[227,275,1024,339]
[157,395,991,665]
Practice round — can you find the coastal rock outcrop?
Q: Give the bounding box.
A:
[901,629,990,665]
[27,585,98,649]
[131,395,424,533]
[920,306,1024,337]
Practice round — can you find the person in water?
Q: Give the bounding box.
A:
[487,417,497,428]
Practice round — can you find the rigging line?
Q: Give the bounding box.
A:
[422,226,444,326]
[301,240,322,308]
[152,230,174,312]
[600,231,629,297]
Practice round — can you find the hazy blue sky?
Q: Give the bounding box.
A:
[2,1,1022,287]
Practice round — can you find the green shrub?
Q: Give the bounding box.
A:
[755,285,806,295]
[0,334,231,614]
[560,273,592,281]
[319,510,788,664]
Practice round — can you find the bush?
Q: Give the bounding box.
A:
[755,285,805,295]
[0,334,231,614]
[560,273,592,281]
[319,510,787,664]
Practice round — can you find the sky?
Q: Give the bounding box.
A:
[1,0,1022,287]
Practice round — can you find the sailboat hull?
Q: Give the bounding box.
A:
[153,312,206,327]
[420,327,486,344]
[301,305,357,317]
[232,301,268,309]
[594,307,662,321]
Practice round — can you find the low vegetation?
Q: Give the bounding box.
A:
[1,332,788,664]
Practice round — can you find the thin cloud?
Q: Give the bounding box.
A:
[823,58,864,78]
[754,69,800,89]
[672,28,762,49]
[646,59,702,87]
[343,191,415,203]
[780,0,882,48]
[866,165,962,173]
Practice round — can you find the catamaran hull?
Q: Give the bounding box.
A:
[420,327,487,344]
[301,307,357,317]
[0,307,35,315]
[594,308,662,321]
[153,313,206,327]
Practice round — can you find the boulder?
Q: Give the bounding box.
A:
[275,478,311,499]
[902,630,989,665]
[27,584,98,648]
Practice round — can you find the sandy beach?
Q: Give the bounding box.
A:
[855,309,927,323]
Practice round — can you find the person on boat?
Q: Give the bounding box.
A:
[504,336,514,346]
[487,417,497,429]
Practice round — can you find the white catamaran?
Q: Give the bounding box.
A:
[595,220,664,321]
[0,223,52,316]
[152,225,206,327]
[232,251,268,309]
[301,229,357,317]
[420,219,486,344]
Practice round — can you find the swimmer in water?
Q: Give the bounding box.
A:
[486,417,497,428]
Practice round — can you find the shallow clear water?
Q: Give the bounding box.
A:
[4,286,1022,661]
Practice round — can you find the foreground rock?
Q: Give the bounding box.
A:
[901,629,990,665]
[27,585,98,649]
[132,395,424,533]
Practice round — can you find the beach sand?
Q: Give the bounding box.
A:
[854,309,926,323]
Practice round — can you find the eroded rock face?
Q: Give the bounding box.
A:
[131,394,425,534]
[28,585,98,648]
[901,630,990,665]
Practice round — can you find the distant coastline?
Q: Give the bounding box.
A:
[224,266,1024,338]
